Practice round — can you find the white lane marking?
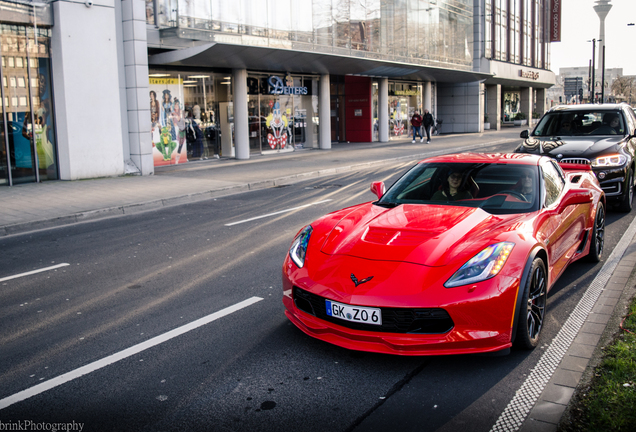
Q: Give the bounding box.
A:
[0,296,263,410]
[225,199,333,226]
[0,263,70,283]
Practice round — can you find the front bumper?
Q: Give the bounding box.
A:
[593,166,628,201]
[282,255,520,356]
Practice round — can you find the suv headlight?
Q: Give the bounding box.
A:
[445,242,515,288]
[289,225,313,268]
[591,154,627,168]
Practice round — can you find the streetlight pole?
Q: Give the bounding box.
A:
[601,45,606,103]
[588,39,596,103]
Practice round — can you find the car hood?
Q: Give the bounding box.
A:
[320,203,517,267]
[519,135,623,159]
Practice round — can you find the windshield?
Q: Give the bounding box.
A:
[377,162,540,214]
[533,110,625,137]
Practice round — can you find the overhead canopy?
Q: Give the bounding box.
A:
[148,41,493,83]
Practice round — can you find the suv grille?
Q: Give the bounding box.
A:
[559,158,591,165]
[293,287,454,334]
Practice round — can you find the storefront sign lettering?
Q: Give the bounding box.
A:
[395,90,420,96]
[149,78,182,85]
[519,70,540,80]
[550,0,561,42]
[268,75,308,95]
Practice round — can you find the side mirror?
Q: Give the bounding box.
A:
[370,181,386,200]
[558,189,593,213]
[520,130,529,139]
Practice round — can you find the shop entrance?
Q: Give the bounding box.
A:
[330,95,345,142]
[389,96,410,138]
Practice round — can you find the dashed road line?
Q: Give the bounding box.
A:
[0,296,263,410]
[0,263,70,283]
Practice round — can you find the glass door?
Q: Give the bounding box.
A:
[372,82,379,141]
[389,96,409,138]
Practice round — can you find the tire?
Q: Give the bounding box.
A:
[514,258,547,350]
[586,202,605,263]
[617,168,634,212]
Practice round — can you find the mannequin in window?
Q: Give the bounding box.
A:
[191,105,205,160]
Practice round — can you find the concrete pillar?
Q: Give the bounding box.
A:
[535,88,547,117]
[520,87,533,125]
[319,74,331,150]
[51,0,125,179]
[379,78,389,143]
[423,81,432,112]
[480,83,485,133]
[486,84,501,131]
[233,68,249,160]
[120,0,153,175]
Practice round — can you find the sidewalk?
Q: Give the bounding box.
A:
[1,127,635,432]
[0,128,520,237]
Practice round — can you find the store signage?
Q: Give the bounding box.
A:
[268,75,308,95]
[395,90,420,96]
[519,70,540,80]
[550,0,561,42]
[149,78,182,85]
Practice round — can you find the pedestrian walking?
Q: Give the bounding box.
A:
[422,109,434,143]
[410,111,423,143]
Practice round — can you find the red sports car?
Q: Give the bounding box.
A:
[282,153,605,355]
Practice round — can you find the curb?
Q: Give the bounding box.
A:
[0,138,520,238]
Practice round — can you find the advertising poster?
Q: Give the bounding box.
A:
[149,78,188,166]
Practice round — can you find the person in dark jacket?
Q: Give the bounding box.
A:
[422,109,434,143]
[410,111,423,143]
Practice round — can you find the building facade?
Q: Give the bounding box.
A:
[1,0,555,185]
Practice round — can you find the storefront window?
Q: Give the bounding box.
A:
[388,82,421,139]
[247,73,319,154]
[503,91,521,122]
[1,24,57,185]
[148,71,232,165]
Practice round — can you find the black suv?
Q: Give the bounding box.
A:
[515,103,636,211]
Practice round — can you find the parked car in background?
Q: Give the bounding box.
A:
[283,153,605,356]
[515,103,636,211]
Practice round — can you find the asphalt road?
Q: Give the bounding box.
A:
[0,142,634,432]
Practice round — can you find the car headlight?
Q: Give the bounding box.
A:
[445,242,515,288]
[591,154,627,168]
[289,225,313,268]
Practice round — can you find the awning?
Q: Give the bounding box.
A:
[148,40,493,84]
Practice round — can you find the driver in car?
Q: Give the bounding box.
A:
[431,169,473,201]
[517,170,534,202]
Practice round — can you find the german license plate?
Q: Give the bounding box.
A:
[325,300,382,325]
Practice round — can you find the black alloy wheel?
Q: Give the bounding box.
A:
[618,168,634,212]
[514,258,547,350]
[586,202,605,262]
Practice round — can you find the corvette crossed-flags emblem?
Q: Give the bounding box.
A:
[351,273,374,287]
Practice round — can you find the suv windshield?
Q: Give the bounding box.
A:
[377,162,539,215]
[533,110,625,137]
